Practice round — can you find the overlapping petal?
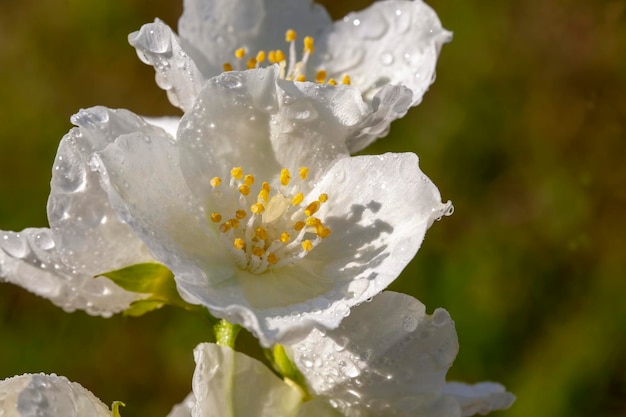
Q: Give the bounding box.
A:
[289,292,515,417]
[192,343,303,417]
[0,373,111,417]
[0,107,167,316]
[178,0,331,79]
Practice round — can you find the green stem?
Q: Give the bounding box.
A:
[213,319,242,349]
[268,344,311,400]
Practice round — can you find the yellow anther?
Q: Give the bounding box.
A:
[315,70,327,83]
[238,184,251,195]
[328,78,337,86]
[235,209,247,220]
[244,174,255,186]
[219,221,232,233]
[285,29,297,42]
[258,188,269,202]
[267,253,278,264]
[299,167,309,180]
[296,74,306,82]
[319,193,328,203]
[247,58,257,69]
[342,75,351,85]
[292,192,304,205]
[255,227,269,240]
[210,212,222,223]
[231,167,243,179]
[234,238,245,250]
[303,36,315,54]
[302,240,314,252]
[268,50,277,63]
[210,177,222,187]
[280,232,290,243]
[256,51,266,63]
[252,247,265,257]
[305,217,321,227]
[230,219,240,229]
[235,48,246,59]
[294,221,306,231]
[275,50,286,62]
[262,182,271,193]
[316,225,332,238]
[223,63,233,72]
[280,168,291,186]
[305,201,320,217]
[251,203,265,214]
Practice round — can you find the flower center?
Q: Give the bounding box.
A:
[223,29,351,86]
[209,166,331,274]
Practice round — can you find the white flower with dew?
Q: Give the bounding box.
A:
[89,65,452,346]
[0,108,165,316]
[0,373,111,417]
[288,291,516,417]
[129,0,451,152]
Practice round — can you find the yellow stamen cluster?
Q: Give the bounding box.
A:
[221,28,352,84]
[208,166,332,273]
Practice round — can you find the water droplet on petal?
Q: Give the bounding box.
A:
[218,73,243,89]
[1,233,28,258]
[380,52,394,66]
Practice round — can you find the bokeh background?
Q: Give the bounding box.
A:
[1,0,625,416]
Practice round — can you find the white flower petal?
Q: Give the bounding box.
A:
[178,0,331,78]
[192,343,302,417]
[0,107,163,316]
[143,115,181,139]
[129,19,206,111]
[167,393,195,417]
[0,228,139,316]
[51,107,161,277]
[93,132,232,278]
[290,292,460,417]
[347,84,413,153]
[312,0,451,106]
[0,373,110,417]
[443,382,516,417]
[305,153,452,298]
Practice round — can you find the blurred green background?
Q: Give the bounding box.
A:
[1,0,625,416]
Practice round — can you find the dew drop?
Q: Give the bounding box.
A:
[218,73,243,89]
[300,354,314,368]
[402,315,418,332]
[339,360,361,378]
[1,233,28,258]
[380,52,394,66]
[34,232,55,251]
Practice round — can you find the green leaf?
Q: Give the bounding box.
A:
[269,344,311,400]
[111,401,125,417]
[99,263,216,320]
[123,299,166,317]
[100,263,177,295]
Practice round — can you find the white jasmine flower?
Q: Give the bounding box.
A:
[289,291,516,417]
[0,373,111,417]
[90,65,452,345]
[0,108,163,316]
[130,0,450,151]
